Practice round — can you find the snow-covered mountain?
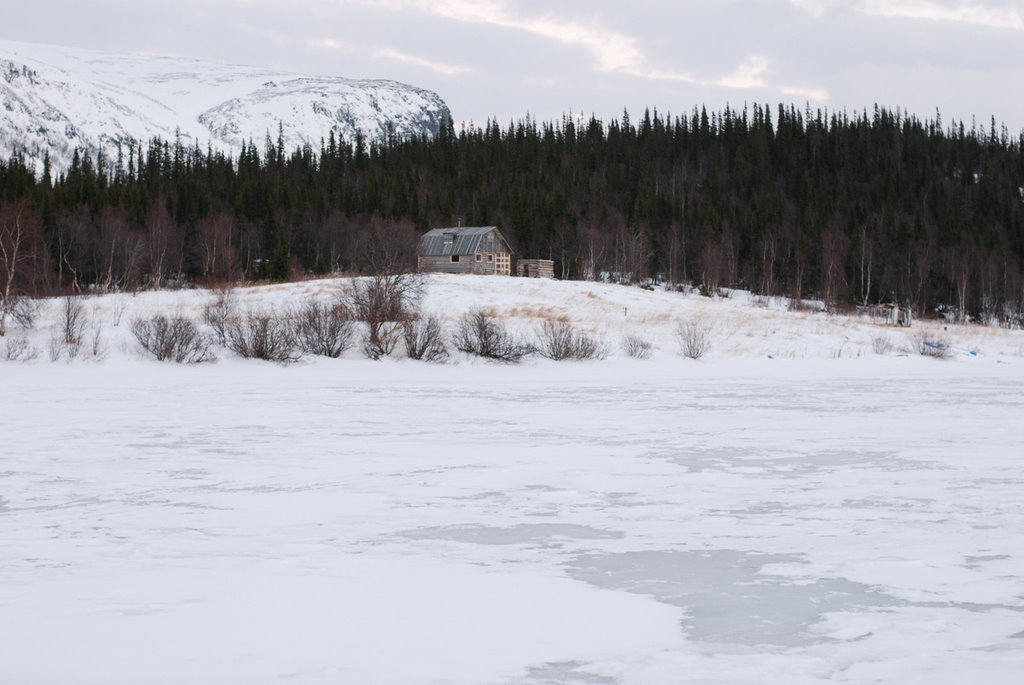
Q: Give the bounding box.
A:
[0,39,451,173]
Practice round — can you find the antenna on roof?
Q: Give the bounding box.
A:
[457,217,462,228]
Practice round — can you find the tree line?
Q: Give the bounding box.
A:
[1,103,1023,323]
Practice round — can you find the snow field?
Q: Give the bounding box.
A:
[3,273,1023,364]
[2,274,1024,684]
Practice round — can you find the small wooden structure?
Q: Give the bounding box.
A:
[859,303,913,327]
[516,259,555,278]
[416,226,512,275]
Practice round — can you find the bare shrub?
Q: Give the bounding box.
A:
[50,334,81,361]
[831,340,862,359]
[347,274,422,359]
[48,296,87,361]
[621,334,654,359]
[89,321,106,361]
[61,296,87,346]
[871,336,896,355]
[227,310,300,362]
[3,335,38,362]
[676,318,713,359]
[359,320,401,359]
[454,309,532,363]
[110,294,129,326]
[347,273,423,323]
[47,336,62,362]
[131,315,214,363]
[911,329,953,359]
[1,295,39,334]
[292,300,355,358]
[403,315,449,362]
[534,320,607,361]
[203,288,237,346]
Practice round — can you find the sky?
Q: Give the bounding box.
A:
[4,0,1024,133]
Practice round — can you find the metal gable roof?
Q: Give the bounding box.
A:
[417,226,511,256]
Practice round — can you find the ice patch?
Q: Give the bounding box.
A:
[523,661,617,684]
[664,447,931,476]
[400,523,624,545]
[568,549,897,647]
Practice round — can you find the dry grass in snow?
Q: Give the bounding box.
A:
[2,273,1023,365]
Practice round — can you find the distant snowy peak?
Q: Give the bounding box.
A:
[0,40,451,173]
[197,77,448,149]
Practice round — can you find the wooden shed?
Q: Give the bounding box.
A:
[416,226,512,275]
[858,303,913,327]
[516,259,555,278]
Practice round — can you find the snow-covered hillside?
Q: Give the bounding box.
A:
[0,40,451,173]
[2,273,1022,364]
[3,276,1024,684]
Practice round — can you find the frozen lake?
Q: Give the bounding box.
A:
[2,358,1024,684]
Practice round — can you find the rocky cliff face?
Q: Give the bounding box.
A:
[0,40,451,172]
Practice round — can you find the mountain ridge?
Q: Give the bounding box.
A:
[0,39,451,172]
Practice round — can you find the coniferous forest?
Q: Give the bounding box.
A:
[2,103,1023,323]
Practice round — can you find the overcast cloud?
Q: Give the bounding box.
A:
[4,0,1024,131]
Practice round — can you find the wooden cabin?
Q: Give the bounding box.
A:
[516,259,555,278]
[417,226,512,275]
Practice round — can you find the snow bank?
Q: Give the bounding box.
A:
[3,273,1022,365]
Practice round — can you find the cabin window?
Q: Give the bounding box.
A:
[451,255,460,263]
[475,254,482,262]
[487,255,494,262]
